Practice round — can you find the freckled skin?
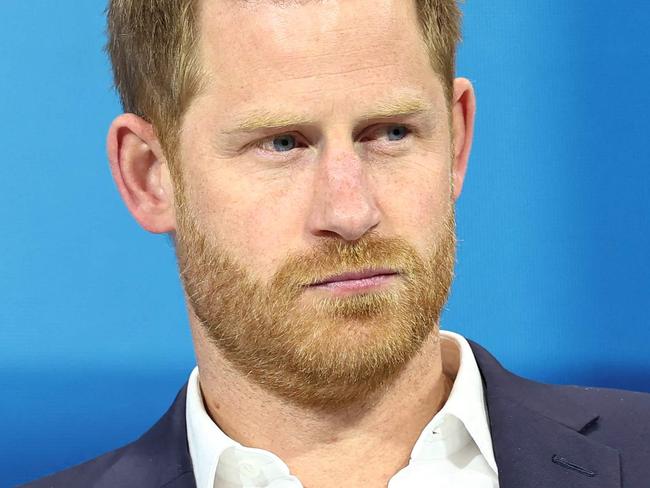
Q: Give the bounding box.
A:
[179,0,453,278]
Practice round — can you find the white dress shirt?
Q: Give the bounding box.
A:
[186,330,500,487]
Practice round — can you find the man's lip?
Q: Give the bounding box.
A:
[309,269,399,286]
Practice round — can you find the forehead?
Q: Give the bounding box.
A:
[195,0,443,119]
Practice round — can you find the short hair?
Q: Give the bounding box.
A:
[106,0,461,159]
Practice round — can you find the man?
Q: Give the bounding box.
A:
[23,0,650,487]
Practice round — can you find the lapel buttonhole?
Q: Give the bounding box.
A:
[552,454,597,477]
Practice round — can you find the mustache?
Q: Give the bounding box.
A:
[269,231,423,290]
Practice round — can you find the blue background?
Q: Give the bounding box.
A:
[2,2,649,485]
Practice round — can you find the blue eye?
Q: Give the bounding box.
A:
[387,125,409,141]
[272,135,297,152]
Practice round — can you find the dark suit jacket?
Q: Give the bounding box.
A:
[22,341,650,488]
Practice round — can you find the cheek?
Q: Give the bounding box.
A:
[177,114,311,280]
[182,168,301,275]
[375,158,452,236]
[178,129,315,274]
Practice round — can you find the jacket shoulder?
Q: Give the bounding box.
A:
[19,444,132,488]
[560,382,650,411]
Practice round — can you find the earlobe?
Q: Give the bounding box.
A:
[451,78,476,201]
[107,114,176,233]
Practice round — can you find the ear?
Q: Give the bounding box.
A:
[106,114,176,233]
[450,77,476,201]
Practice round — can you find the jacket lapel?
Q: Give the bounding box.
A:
[469,341,621,488]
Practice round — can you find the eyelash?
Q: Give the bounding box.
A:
[251,133,305,154]
[254,124,415,153]
[358,124,414,143]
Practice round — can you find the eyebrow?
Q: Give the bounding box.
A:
[224,111,313,134]
[361,97,432,120]
[222,96,434,135]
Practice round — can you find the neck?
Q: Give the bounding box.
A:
[190,319,451,487]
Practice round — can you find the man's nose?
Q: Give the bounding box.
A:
[305,148,381,242]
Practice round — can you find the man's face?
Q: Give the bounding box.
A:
[173,0,458,409]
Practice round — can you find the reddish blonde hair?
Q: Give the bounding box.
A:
[106,0,461,156]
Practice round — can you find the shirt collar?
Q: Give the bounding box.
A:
[186,330,498,487]
[186,366,239,488]
[410,330,498,474]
